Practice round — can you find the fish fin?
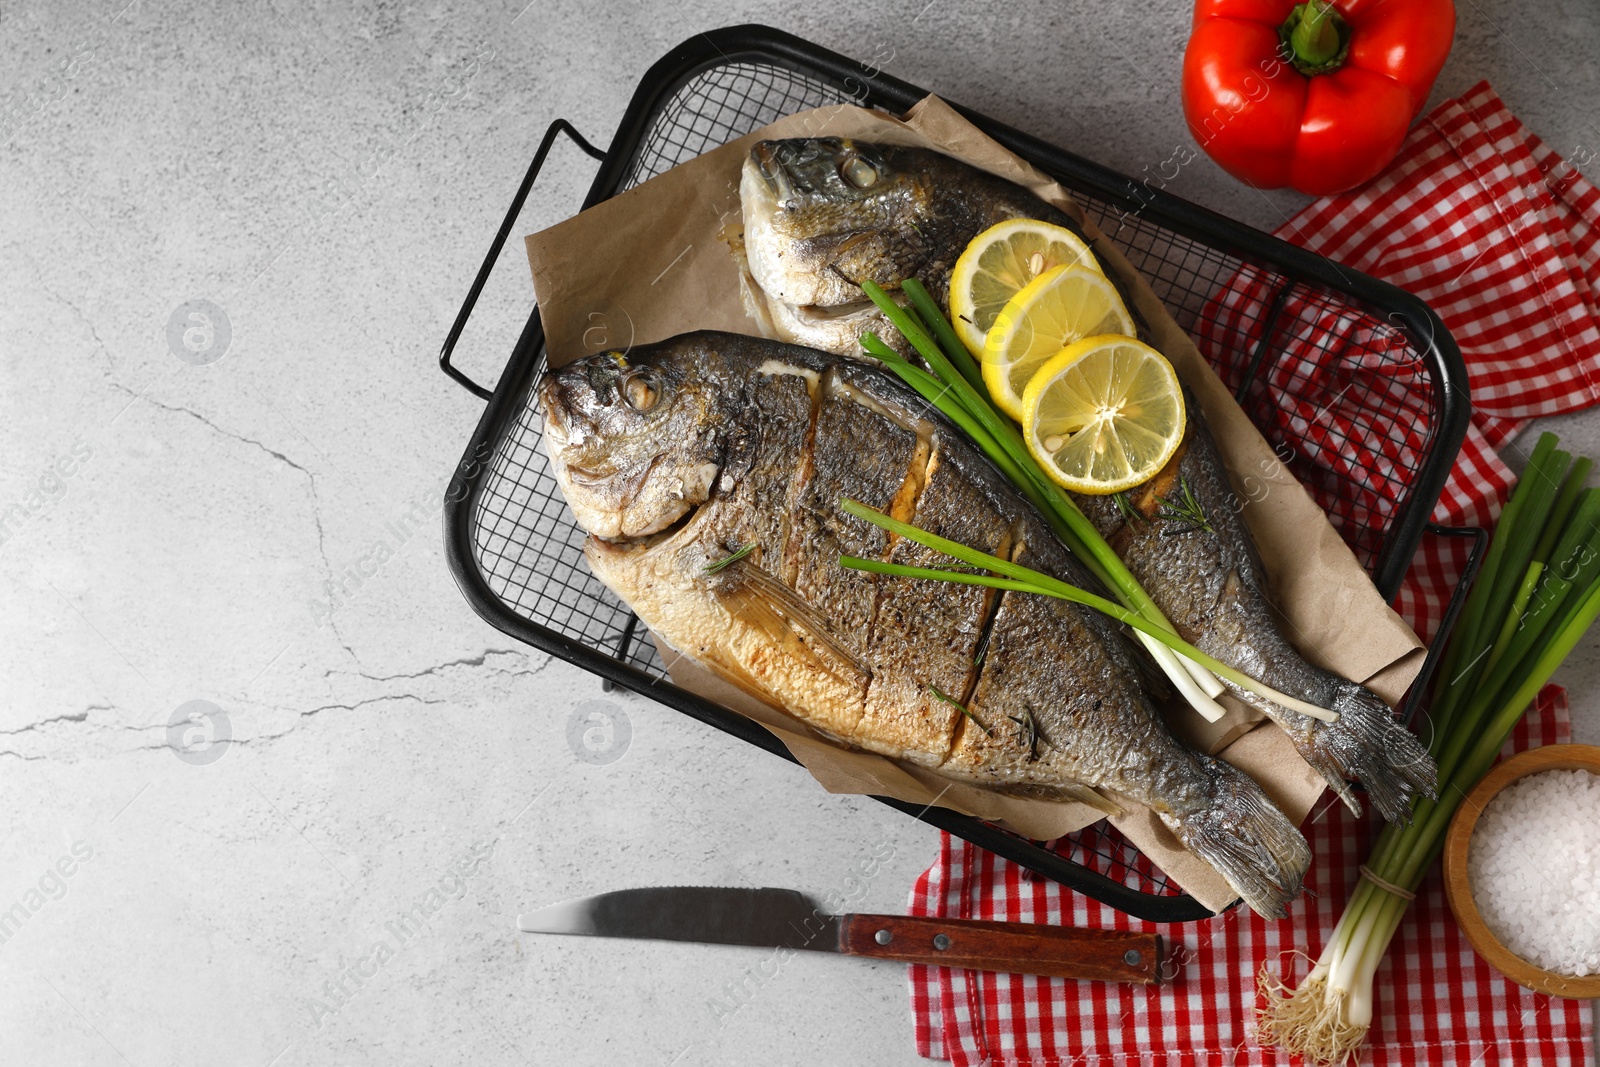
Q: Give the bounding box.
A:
[1161,754,1311,920]
[1321,775,1366,820]
[1222,681,1367,819]
[711,565,871,683]
[1316,682,1438,825]
[733,251,783,343]
[714,581,830,676]
[1236,677,1438,824]
[1054,782,1124,817]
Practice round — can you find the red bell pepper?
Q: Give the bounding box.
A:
[1181,0,1455,195]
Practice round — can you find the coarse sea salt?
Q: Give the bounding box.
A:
[1467,768,1600,977]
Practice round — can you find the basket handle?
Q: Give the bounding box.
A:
[1397,522,1489,728]
[438,119,608,400]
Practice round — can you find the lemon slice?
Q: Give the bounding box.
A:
[981,264,1136,421]
[1022,336,1185,495]
[948,219,1098,359]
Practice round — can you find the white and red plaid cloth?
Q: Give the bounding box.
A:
[907,82,1600,1065]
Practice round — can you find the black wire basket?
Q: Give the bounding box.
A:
[438,25,1475,923]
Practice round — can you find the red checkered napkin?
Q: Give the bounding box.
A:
[907,82,1600,1065]
[909,690,1578,1067]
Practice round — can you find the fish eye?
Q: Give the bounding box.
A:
[623,372,659,412]
[841,155,878,189]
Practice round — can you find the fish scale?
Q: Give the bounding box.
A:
[694,368,812,582]
[788,380,924,669]
[866,443,1015,768]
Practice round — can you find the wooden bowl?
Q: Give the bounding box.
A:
[1442,743,1600,999]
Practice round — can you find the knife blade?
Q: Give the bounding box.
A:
[517,886,1162,984]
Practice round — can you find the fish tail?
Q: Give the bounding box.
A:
[1162,754,1311,920]
[1311,682,1439,825]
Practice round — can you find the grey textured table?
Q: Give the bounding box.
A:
[2,2,1596,1064]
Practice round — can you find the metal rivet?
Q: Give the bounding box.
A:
[874,929,892,946]
[933,934,952,951]
[1124,949,1143,966]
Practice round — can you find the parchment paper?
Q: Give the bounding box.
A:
[524,97,1425,912]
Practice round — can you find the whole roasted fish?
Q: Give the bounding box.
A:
[734,136,1435,823]
[540,331,1310,917]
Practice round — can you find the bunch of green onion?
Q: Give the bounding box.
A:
[1256,432,1600,1065]
[854,279,1338,724]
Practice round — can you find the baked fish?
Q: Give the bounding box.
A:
[540,331,1310,917]
[734,136,1436,823]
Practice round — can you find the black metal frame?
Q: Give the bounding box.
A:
[438,25,1473,924]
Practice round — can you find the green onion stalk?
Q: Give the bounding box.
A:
[859,280,1259,723]
[837,499,1343,722]
[1255,432,1600,1065]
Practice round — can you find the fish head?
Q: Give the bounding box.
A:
[537,345,725,542]
[741,138,935,307]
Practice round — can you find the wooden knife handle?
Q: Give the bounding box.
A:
[838,913,1162,984]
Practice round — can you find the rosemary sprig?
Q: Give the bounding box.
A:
[928,684,991,737]
[1007,706,1046,761]
[1112,490,1146,527]
[702,542,756,575]
[972,624,994,670]
[1155,476,1213,535]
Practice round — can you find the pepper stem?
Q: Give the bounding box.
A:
[1280,1,1351,76]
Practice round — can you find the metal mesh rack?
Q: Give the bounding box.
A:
[439,26,1470,923]
[623,62,853,190]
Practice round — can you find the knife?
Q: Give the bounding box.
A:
[517,886,1162,984]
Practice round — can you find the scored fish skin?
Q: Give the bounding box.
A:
[539,331,1310,917]
[733,137,1437,824]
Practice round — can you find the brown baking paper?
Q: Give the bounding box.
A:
[525,97,1425,912]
